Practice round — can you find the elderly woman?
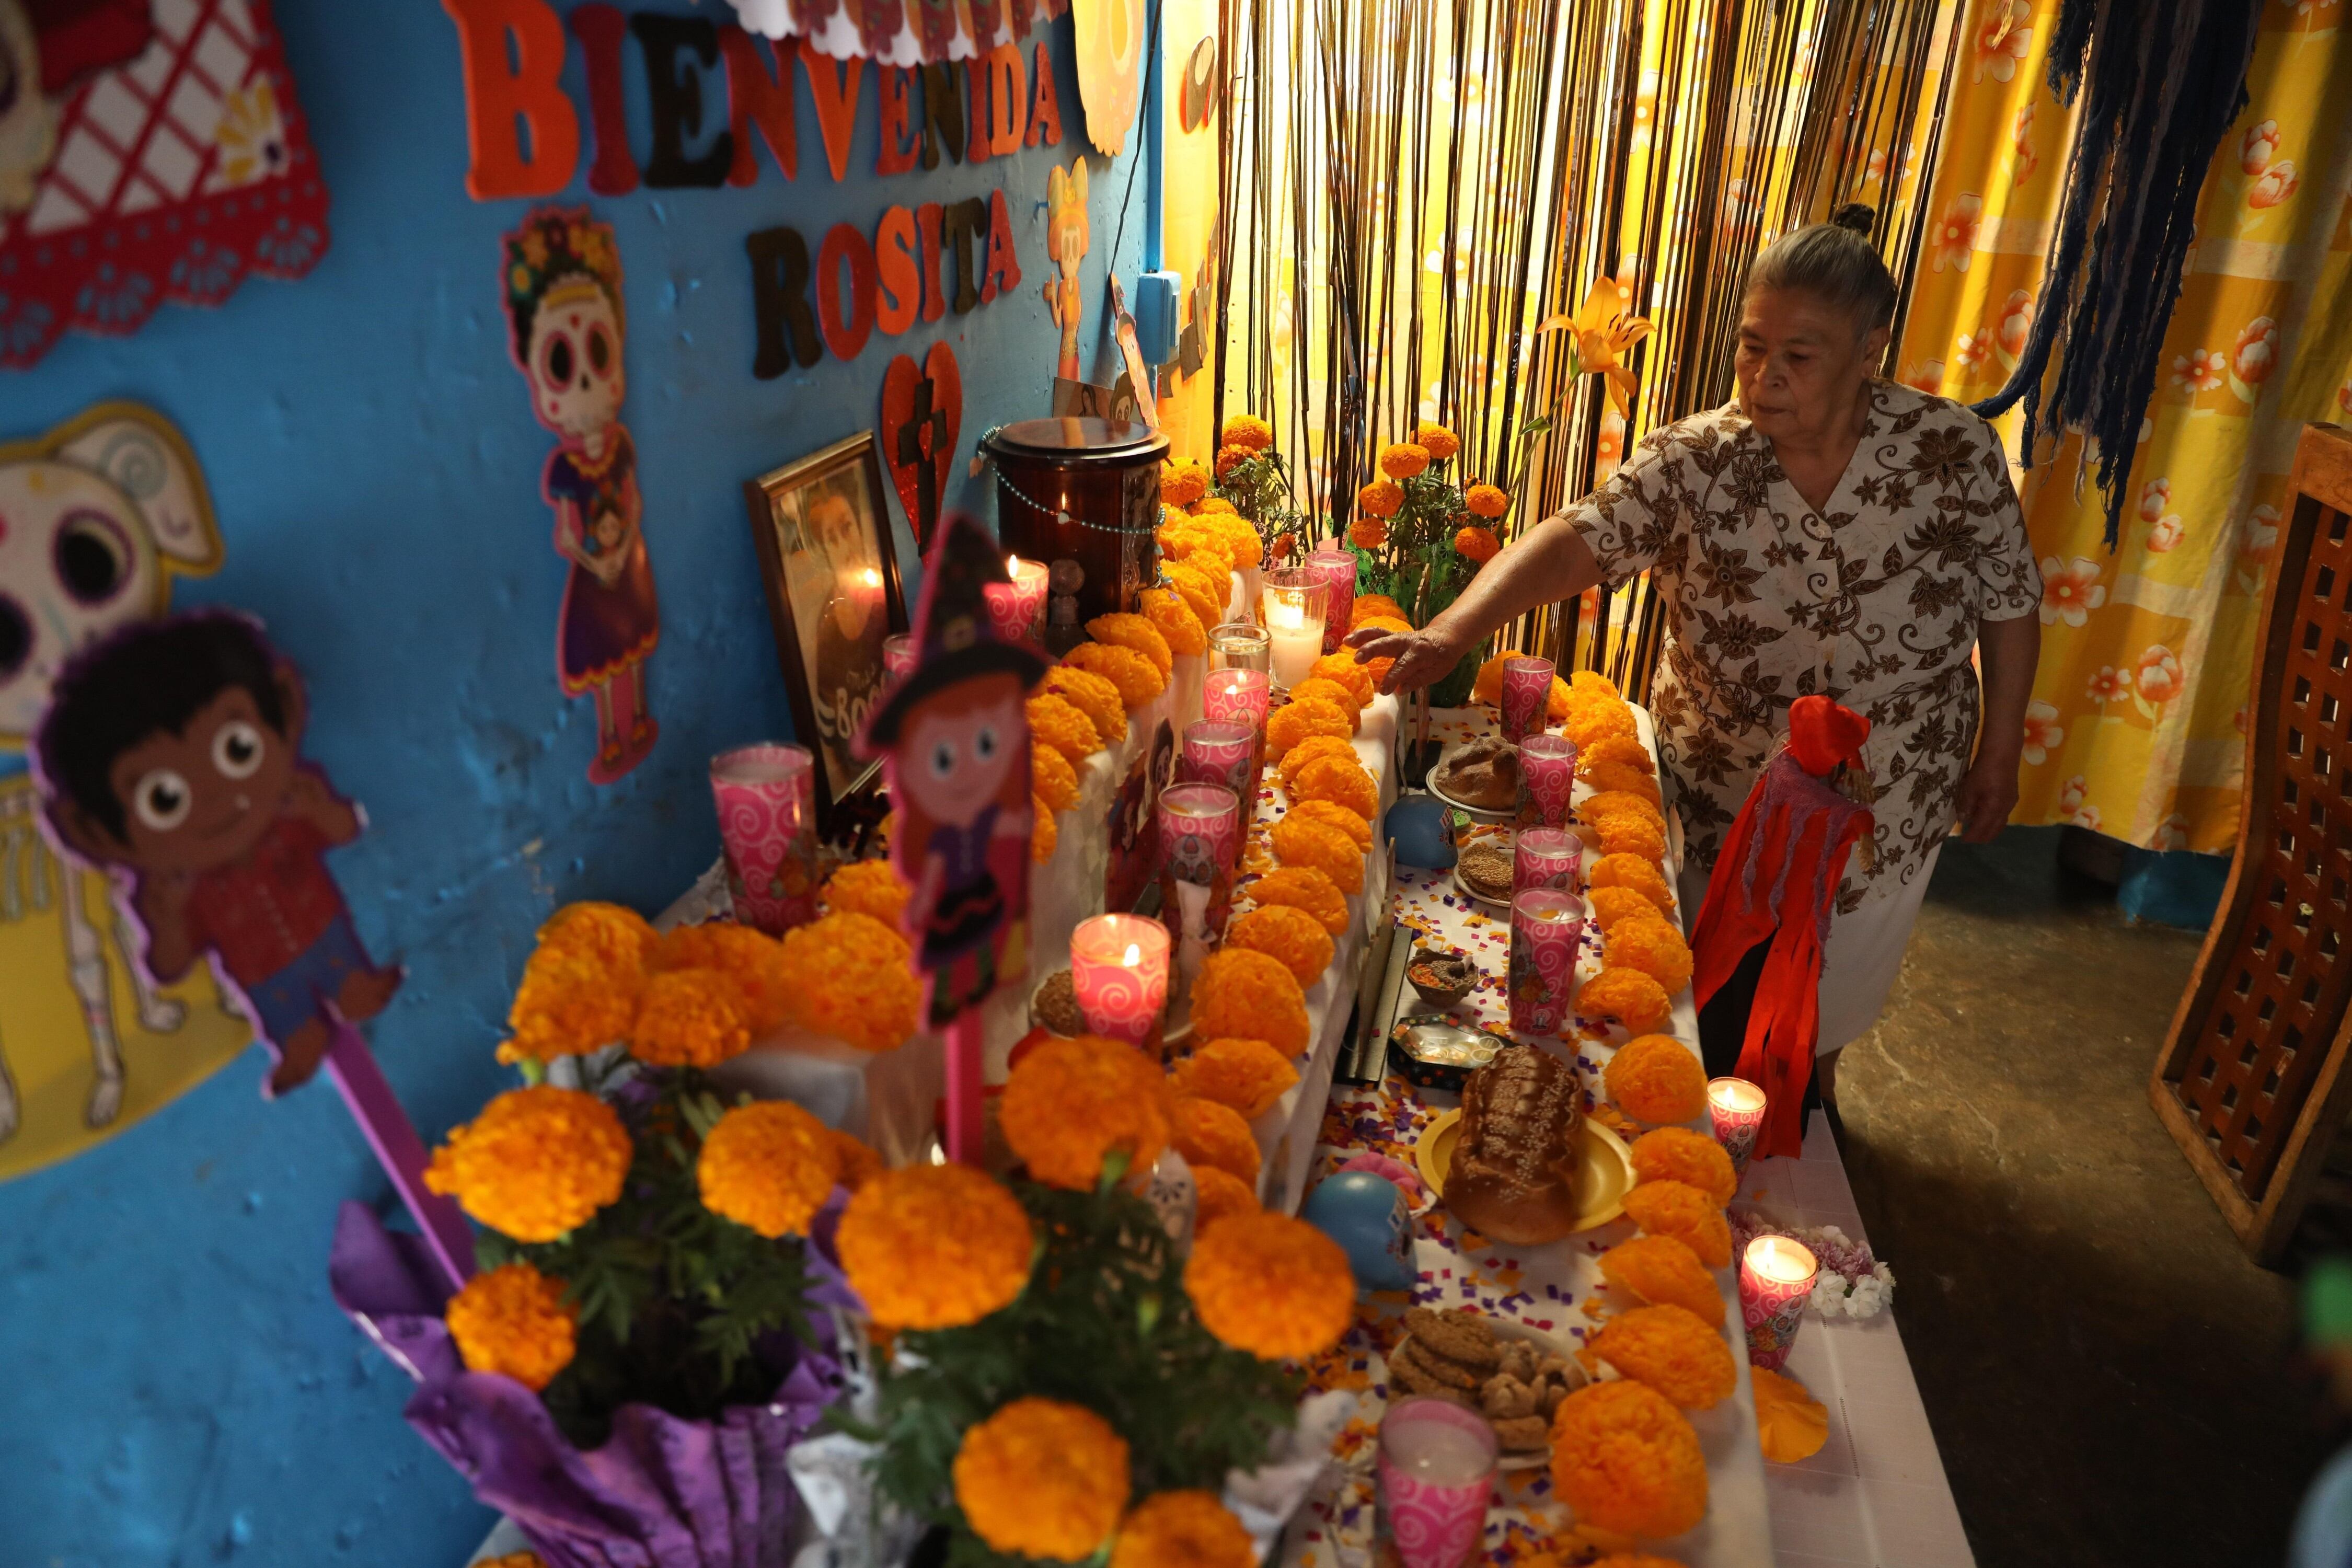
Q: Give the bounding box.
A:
[1351,207,2043,1103]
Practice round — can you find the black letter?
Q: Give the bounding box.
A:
[941,197,988,315]
[746,225,823,378]
[632,13,732,188]
[919,63,965,169]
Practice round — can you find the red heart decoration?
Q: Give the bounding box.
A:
[879,342,963,549]
[1786,694,1871,776]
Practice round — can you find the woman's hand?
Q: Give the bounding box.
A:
[1952,748,2020,843]
[1342,624,1467,697]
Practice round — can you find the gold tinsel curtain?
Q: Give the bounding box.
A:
[1213,0,1968,698]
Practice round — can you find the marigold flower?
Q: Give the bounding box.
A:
[1163,562,1227,631]
[1465,483,1510,519]
[1622,1180,1732,1267]
[1565,699,1640,748]
[655,920,793,1033]
[1751,1366,1829,1462]
[1582,789,1665,832]
[1579,735,1656,778]
[504,926,648,1064]
[1088,613,1175,677]
[1354,613,1413,638]
[1192,1164,1261,1233]
[1288,677,1363,729]
[1065,641,1168,708]
[1172,1096,1262,1184]
[1588,885,1669,933]
[1196,495,1242,517]
[1587,854,1675,913]
[1192,948,1310,1054]
[1549,1381,1708,1539]
[1571,668,1619,698]
[1272,814,1365,895]
[1266,697,1355,757]
[1286,799,1372,852]
[1202,512,1263,568]
[1226,904,1335,988]
[1034,793,1058,862]
[1350,594,1406,627]
[1034,741,1082,812]
[1582,759,1662,806]
[1629,1126,1735,1206]
[1246,867,1350,936]
[1356,478,1404,519]
[1279,735,1359,788]
[1184,1210,1354,1359]
[954,1398,1131,1561]
[1578,967,1671,1035]
[1215,444,1253,479]
[1455,526,1501,563]
[1588,1304,1736,1410]
[1045,664,1129,742]
[1161,460,1211,508]
[694,1099,841,1238]
[838,1163,1034,1328]
[1002,1034,1172,1189]
[1598,1235,1724,1326]
[1112,1490,1256,1568]
[1378,442,1431,480]
[1604,1034,1708,1123]
[1307,653,1376,706]
[1605,917,1692,996]
[425,1086,632,1242]
[629,967,755,1068]
[778,912,921,1053]
[1222,414,1275,452]
[1143,589,1207,656]
[1414,422,1460,462]
[1172,1036,1302,1119]
[1347,514,1388,551]
[538,901,659,974]
[446,1261,577,1391]
[1030,692,1106,762]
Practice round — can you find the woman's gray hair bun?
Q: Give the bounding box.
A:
[1746,204,1896,331]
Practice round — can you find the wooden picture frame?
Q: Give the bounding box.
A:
[744,432,909,834]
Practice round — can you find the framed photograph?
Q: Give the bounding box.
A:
[744,432,910,833]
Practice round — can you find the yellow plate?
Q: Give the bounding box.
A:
[1415,1108,1637,1233]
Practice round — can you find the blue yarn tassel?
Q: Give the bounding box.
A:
[1970,0,2264,549]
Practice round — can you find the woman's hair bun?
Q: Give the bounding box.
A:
[1829,203,1877,236]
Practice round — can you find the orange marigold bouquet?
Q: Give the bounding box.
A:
[1341,421,1510,706]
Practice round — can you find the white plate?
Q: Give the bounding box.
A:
[1425,760,1516,823]
[1449,865,1513,910]
[1391,1320,1588,1469]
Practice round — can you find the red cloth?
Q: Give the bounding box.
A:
[1689,697,1874,1159]
[26,0,152,94]
[183,813,346,986]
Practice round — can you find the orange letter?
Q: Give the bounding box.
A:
[875,205,920,335]
[878,67,919,176]
[441,0,580,200]
[1027,41,1061,148]
[799,38,864,183]
[986,44,1025,156]
[720,26,797,185]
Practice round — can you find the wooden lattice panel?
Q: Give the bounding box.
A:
[2155,423,2352,1262]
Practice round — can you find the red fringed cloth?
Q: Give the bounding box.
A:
[1689,696,1874,1159]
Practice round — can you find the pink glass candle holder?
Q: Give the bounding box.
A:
[1376,1397,1498,1568]
[1516,734,1577,829]
[1709,1077,1769,1183]
[1512,828,1583,895]
[1070,914,1171,1047]
[1158,783,1240,886]
[1182,721,1256,796]
[1507,889,1585,1036]
[1204,667,1273,732]
[1305,546,1357,654]
[1740,1235,1819,1371]
[883,634,916,680]
[1498,655,1555,743]
[709,745,821,936]
[1005,554,1049,640]
[1260,569,1330,691]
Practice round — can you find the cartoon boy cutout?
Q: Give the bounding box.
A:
[1044,158,1090,383]
[34,612,400,1097]
[503,207,660,785]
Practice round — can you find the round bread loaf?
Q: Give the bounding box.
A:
[1446,1044,1585,1244]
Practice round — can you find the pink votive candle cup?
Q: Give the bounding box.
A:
[1305,546,1357,654]
[1498,655,1554,743]
[1516,734,1577,829]
[1740,1235,1819,1371]
[1158,783,1239,887]
[1512,828,1583,895]
[1070,914,1171,1048]
[1507,888,1585,1037]
[1709,1077,1769,1183]
[709,744,821,936]
[1377,1397,1498,1568]
[883,634,917,679]
[1183,720,1256,795]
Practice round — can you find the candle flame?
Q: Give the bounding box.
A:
[1122,942,1142,966]
[1709,1079,1767,1113]
[1746,1236,1817,1284]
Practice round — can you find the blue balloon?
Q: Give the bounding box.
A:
[1301,1171,1417,1290]
[1386,795,1456,869]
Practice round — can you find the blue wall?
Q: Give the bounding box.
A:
[0,4,1142,1563]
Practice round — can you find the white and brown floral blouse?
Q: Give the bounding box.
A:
[1566,381,2042,908]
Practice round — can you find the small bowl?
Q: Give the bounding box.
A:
[1406,949,1477,1008]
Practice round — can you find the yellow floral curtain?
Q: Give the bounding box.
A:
[1898,0,2352,851]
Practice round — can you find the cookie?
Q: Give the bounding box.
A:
[1481,1373,1537,1420]
[1396,1337,1482,1391]
[1491,1415,1551,1452]
[1387,1346,1475,1407]
[1402,1307,1502,1370]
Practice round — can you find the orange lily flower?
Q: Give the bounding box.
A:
[1537,265,1654,416]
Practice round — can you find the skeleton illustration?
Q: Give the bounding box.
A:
[0,401,223,1142]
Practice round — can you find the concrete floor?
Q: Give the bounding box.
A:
[1836,828,2335,1567]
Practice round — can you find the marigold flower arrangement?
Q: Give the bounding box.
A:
[1584,1304,1737,1410]
[953,1397,1132,1560]
[1191,413,1305,565]
[1183,1210,1355,1360]
[1604,1034,1709,1123]
[1598,1235,1724,1326]
[1191,948,1310,1054]
[1172,1036,1301,1120]
[1171,1096,1263,1185]
[1622,1179,1733,1268]
[777,911,923,1053]
[446,1260,579,1391]
[1224,905,1337,989]
[1244,865,1351,936]
[822,857,912,928]
[1000,1033,1172,1190]
[1548,1380,1709,1538]
[1628,1126,1736,1206]
[1111,1489,1259,1568]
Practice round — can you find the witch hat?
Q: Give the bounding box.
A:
[859,512,1048,753]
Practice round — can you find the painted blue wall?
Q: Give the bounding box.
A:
[0,4,1142,1563]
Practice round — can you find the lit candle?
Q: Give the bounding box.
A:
[1182,721,1255,795]
[1304,546,1357,653]
[1260,569,1329,691]
[883,633,917,680]
[1204,667,1272,731]
[1207,621,1272,672]
[1376,1399,1498,1568]
[1708,1077,1769,1182]
[1512,827,1583,895]
[1005,554,1050,640]
[1739,1235,1819,1371]
[1158,782,1240,887]
[1516,734,1577,829]
[1498,655,1555,743]
[1069,914,1171,1048]
[1507,889,1585,1036]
